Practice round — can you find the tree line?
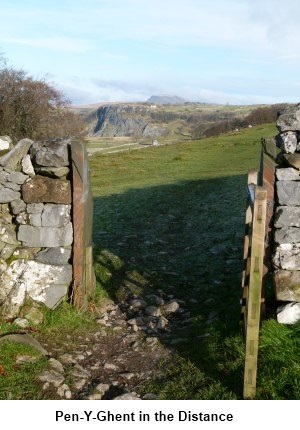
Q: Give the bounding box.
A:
[192,104,289,139]
[0,55,83,141]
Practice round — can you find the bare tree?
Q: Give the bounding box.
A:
[0,65,83,140]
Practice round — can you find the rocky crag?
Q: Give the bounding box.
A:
[93,105,167,138]
[0,137,73,322]
[272,104,300,323]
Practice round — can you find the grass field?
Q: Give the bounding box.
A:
[90,123,300,399]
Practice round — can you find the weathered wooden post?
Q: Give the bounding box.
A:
[243,185,267,399]
[71,141,96,310]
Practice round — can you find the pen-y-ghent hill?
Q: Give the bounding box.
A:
[74,98,288,142]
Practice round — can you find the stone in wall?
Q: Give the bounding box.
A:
[21,154,35,176]
[18,224,73,248]
[0,138,33,169]
[274,270,300,302]
[277,104,300,132]
[0,224,20,259]
[281,153,300,170]
[273,243,300,270]
[276,167,300,181]
[42,204,71,227]
[30,141,69,167]
[274,206,300,228]
[277,302,300,324]
[0,259,72,318]
[0,187,21,203]
[35,166,70,178]
[274,227,300,244]
[276,131,298,154]
[0,136,13,151]
[276,180,300,206]
[36,247,71,265]
[21,176,71,204]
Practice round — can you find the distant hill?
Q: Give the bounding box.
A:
[146,95,186,105]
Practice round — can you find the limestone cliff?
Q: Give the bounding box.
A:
[93,104,167,138]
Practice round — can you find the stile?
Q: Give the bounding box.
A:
[241,170,258,321]
[243,185,267,399]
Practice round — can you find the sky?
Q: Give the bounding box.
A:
[1,0,300,106]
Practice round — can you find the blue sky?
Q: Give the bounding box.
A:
[1,0,300,105]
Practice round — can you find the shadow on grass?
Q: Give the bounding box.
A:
[93,174,248,399]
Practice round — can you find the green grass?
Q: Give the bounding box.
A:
[90,123,300,399]
[0,341,48,400]
[0,303,98,399]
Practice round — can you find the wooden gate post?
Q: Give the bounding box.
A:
[71,141,96,310]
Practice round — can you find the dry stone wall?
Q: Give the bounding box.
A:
[0,137,74,322]
[273,104,300,323]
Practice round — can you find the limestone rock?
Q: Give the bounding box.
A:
[274,270,300,302]
[35,166,70,178]
[18,224,73,247]
[22,305,44,325]
[30,141,69,167]
[273,244,300,270]
[113,392,140,400]
[277,132,298,154]
[7,171,29,185]
[37,247,71,265]
[10,199,26,215]
[13,247,40,260]
[21,176,71,204]
[14,318,30,328]
[41,204,71,227]
[276,167,300,181]
[16,212,28,225]
[57,384,72,399]
[39,370,65,387]
[162,301,180,315]
[0,333,48,355]
[0,186,21,203]
[0,170,9,184]
[277,181,300,206]
[0,136,12,150]
[274,227,300,244]
[0,243,18,259]
[27,203,44,213]
[274,206,300,228]
[277,104,300,132]
[0,224,19,245]
[94,383,111,398]
[21,154,35,176]
[281,154,300,170]
[0,138,33,170]
[49,358,64,373]
[5,181,21,191]
[0,258,7,274]
[28,213,41,227]
[0,259,72,317]
[129,298,147,309]
[277,302,300,324]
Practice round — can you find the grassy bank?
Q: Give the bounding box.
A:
[90,123,300,399]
